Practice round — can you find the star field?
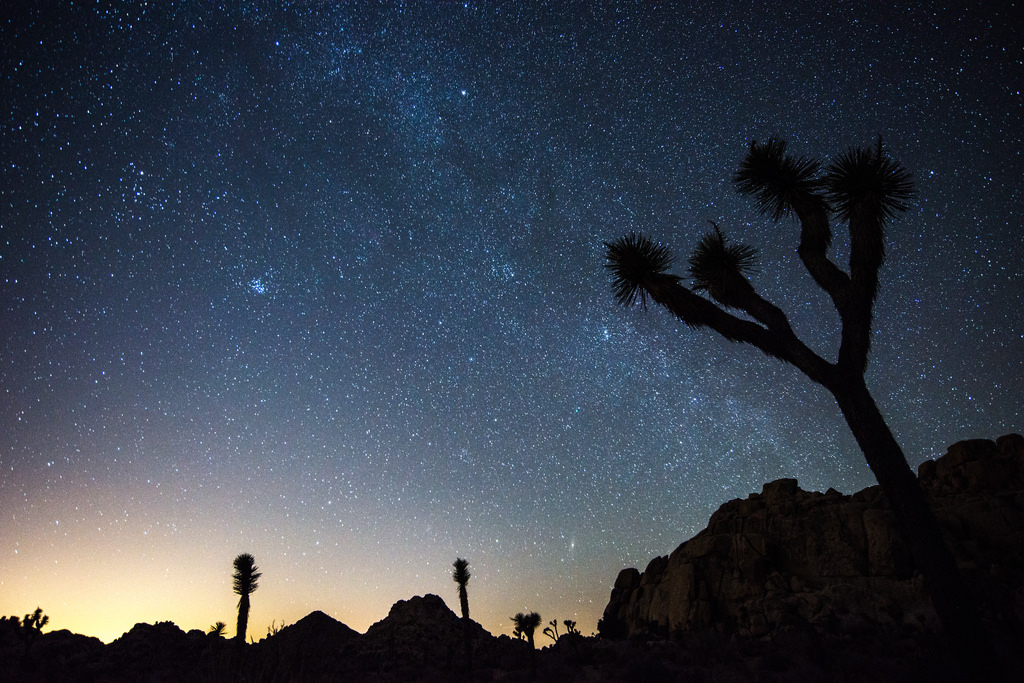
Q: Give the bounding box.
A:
[2,2,1022,642]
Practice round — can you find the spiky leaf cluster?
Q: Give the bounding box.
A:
[604,233,676,308]
[452,558,470,586]
[233,553,262,597]
[733,137,821,221]
[688,225,758,306]
[824,140,914,225]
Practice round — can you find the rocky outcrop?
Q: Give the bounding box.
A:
[246,610,359,682]
[601,434,1024,642]
[0,621,104,682]
[355,593,527,676]
[0,596,531,682]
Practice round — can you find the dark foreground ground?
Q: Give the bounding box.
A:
[2,604,1021,683]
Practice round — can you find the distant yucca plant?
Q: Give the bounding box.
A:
[22,608,48,632]
[452,558,471,620]
[232,553,261,644]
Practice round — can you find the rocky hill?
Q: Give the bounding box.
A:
[600,434,1024,643]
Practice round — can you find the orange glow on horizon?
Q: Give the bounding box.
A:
[2,491,609,644]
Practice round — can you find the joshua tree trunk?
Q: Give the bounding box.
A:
[461,618,472,674]
[236,593,250,644]
[827,375,998,678]
[459,591,472,674]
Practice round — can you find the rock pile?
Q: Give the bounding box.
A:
[600,434,1024,641]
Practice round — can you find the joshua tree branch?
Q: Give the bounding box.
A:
[645,275,832,384]
[732,285,795,337]
[838,211,884,373]
[793,201,852,306]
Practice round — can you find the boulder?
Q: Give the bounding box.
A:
[602,434,1024,641]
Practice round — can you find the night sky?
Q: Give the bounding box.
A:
[2,2,1021,644]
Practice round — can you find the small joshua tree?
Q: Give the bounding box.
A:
[21,608,48,632]
[452,558,471,620]
[542,618,560,642]
[510,613,525,640]
[452,557,472,671]
[232,553,262,644]
[519,612,541,649]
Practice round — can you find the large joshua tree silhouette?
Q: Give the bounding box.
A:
[605,137,995,674]
[232,553,262,644]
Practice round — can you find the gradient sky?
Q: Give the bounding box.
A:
[2,1,1021,644]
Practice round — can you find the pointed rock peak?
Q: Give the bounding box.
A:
[292,610,342,628]
[271,610,359,643]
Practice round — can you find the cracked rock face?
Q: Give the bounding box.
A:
[601,434,1024,640]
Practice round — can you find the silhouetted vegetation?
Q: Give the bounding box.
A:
[510,613,525,640]
[543,617,581,642]
[452,557,472,672]
[510,612,541,649]
[543,618,560,642]
[232,553,262,644]
[452,557,471,620]
[266,620,284,638]
[208,621,227,637]
[605,137,998,677]
[1,608,51,657]
[21,607,49,632]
